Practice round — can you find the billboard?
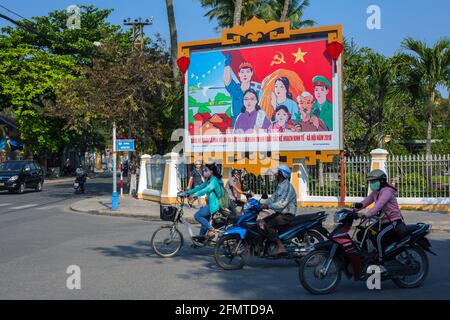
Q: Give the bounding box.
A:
[184,34,343,153]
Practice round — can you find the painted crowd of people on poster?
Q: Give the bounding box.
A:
[185,38,342,152]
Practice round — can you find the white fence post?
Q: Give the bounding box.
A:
[370,148,389,175]
[137,154,151,199]
[298,162,309,205]
[160,152,180,205]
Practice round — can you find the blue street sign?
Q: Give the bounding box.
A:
[116,139,135,151]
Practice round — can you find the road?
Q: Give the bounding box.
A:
[1,177,450,299]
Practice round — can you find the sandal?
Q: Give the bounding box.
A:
[206,229,217,238]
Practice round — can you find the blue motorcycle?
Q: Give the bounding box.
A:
[214,197,329,270]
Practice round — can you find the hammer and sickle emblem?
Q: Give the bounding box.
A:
[270,51,286,66]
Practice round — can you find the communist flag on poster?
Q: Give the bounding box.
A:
[222,40,333,121]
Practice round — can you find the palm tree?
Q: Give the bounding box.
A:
[280,0,290,22]
[365,52,399,148]
[263,0,315,28]
[165,0,179,86]
[401,37,450,156]
[233,0,243,26]
[198,0,315,30]
[198,0,259,30]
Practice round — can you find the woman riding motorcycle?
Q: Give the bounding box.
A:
[354,169,407,267]
[184,163,224,239]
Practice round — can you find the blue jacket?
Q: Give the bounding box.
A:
[187,176,223,214]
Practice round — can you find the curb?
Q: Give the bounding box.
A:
[68,206,450,233]
[69,205,199,224]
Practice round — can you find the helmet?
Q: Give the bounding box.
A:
[276,164,291,179]
[231,169,240,176]
[367,169,387,182]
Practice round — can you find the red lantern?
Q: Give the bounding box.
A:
[326,41,343,73]
[177,56,190,85]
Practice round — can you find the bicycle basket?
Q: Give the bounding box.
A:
[160,205,178,221]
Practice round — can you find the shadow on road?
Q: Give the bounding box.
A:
[89,235,450,299]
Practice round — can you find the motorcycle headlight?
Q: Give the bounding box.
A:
[9,175,19,182]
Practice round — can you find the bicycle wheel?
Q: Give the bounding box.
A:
[151,225,184,258]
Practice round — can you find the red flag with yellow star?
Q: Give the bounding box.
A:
[222,39,333,120]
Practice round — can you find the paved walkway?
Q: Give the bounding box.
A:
[70,196,450,232]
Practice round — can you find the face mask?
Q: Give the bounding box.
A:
[203,171,211,178]
[369,181,381,191]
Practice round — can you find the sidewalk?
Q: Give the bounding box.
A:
[69,196,450,232]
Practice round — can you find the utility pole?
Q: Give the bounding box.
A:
[123,17,153,51]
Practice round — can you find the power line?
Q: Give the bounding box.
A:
[0,5,81,54]
[0,3,30,22]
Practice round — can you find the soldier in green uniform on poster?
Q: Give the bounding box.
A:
[311,75,333,131]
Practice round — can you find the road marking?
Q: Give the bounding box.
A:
[10,204,38,210]
[0,203,12,207]
[36,205,61,211]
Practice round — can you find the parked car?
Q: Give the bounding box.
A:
[0,160,44,193]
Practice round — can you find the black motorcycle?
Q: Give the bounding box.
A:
[74,169,87,194]
[298,208,435,294]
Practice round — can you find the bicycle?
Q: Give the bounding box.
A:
[151,194,235,258]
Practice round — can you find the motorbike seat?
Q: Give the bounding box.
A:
[405,224,424,235]
[290,212,324,226]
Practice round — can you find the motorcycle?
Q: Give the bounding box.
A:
[214,197,329,270]
[74,169,87,194]
[298,208,435,295]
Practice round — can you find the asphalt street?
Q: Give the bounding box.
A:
[1,177,449,300]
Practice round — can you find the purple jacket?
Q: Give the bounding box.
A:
[360,187,402,224]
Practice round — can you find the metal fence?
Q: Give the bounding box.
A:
[387,154,450,198]
[176,162,189,191]
[345,156,371,198]
[241,173,277,195]
[306,157,340,197]
[176,162,223,191]
[146,155,165,191]
[145,153,449,200]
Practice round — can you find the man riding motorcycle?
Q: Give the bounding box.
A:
[354,169,407,270]
[259,164,297,256]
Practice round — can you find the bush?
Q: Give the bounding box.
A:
[400,173,426,188]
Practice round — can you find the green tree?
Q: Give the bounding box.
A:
[0,37,76,156]
[264,0,315,28]
[0,6,131,162]
[198,0,315,30]
[343,40,407,155]
[50,38,182,155]
[400,37,450,156]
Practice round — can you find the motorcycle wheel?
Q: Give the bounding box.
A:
[391,245,429,288]
[214,234,250,270]
[302,230,324,248]
[299,250,341,295]
[151,225,184,258]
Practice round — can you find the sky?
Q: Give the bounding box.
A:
[0,0,449,95]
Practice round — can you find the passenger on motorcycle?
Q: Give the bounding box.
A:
[184,163,224,239]
[225,169,246,208]
[259,164,297,256]
[354,169,406,265]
